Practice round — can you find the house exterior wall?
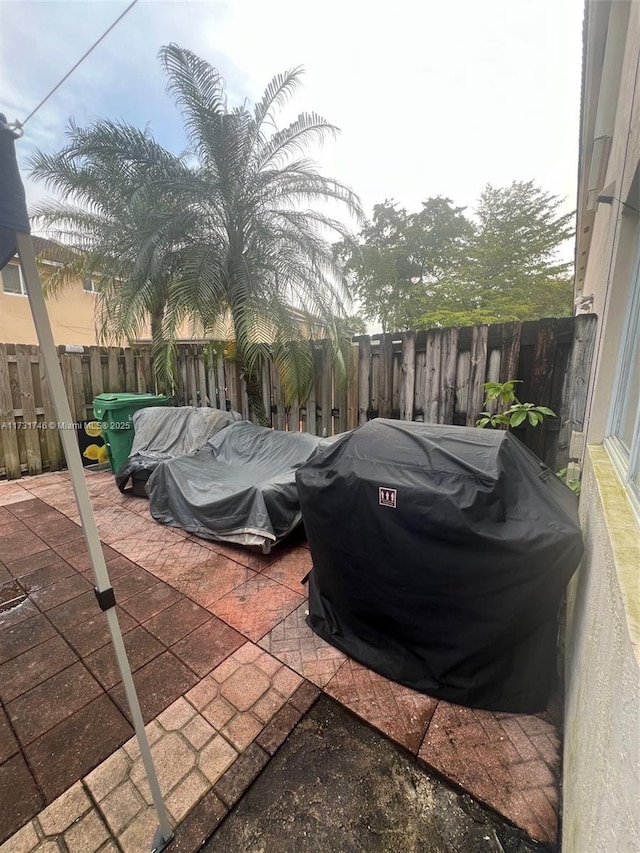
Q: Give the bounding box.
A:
[578,0,640,442]
[564,2,640,851]
[563,448,639,853]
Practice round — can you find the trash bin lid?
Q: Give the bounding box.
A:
[93,393,169,414]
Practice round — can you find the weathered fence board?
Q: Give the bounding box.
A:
[529,319,558,458]
[271,363,285,432]
[107,349,119,393]
[60,352,76,423]
[0,315,597,479]
[424,330,442,424]
[467,325,489,427]
[39,360,63,472]
[440,327,458,424]
[399,332,416,421]
[320,341,332,436]
[357,337,370,426]
[499,322,522,384]
[215,356,226,410]
[15,344,41,475]
[347,346,359,431]
[455,350,471,421]
[0,344,20,478]
[89,347,103,397]
[377,335,393,419]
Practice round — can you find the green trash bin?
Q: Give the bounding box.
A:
[93,393,169,474]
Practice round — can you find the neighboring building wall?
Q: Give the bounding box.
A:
[564,2,640,852]
[0,262,101,346]
[0,259,215,348]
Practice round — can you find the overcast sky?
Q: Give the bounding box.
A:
[2,0,584,233]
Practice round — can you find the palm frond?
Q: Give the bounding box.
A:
[159,44,226,154]
[257,112,338,170]
[253,68,304,128]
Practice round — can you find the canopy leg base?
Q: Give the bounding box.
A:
[151,826,174,853]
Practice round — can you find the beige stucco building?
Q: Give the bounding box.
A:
[564,2,640,851]
[0,240,322,349]
[0,238,103,346]
[0,237,210,347]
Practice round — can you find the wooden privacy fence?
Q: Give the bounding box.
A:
[0,315,596,479]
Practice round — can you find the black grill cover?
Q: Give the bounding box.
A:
[296,419,584,713]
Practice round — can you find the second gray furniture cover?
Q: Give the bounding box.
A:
[147,420,330,552]
[116,406,241,494]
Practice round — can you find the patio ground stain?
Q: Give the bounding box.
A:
[0,581,26,614]
[202,696,543,853]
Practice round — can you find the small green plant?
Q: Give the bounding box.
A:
[555,468,581,495]
[476,380,557,429]
[477,380,580,494]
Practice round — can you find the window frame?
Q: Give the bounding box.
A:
[606,235,640,515]
[82,274,99,294]
[1,262,27,296]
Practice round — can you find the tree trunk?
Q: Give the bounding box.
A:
[150,304,174,395]
[243,367,270,428]
[229,301,270,427]
[150,308,163,345]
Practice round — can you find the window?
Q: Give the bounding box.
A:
[607,241,640,505]
[83,274,98,293]
[1,263,26,295]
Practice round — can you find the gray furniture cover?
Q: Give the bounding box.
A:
[115,406,242,493]
[147,421,331,552]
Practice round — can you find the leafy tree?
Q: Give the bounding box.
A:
[414,182,574,327]
[338,197,473,332]
[344,182,574,331]
[458,180,574,323]
[334,202,406,332]
[30,45,363,419]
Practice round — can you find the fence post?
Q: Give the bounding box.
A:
[556,314,597,471]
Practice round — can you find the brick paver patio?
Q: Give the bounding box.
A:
[0,470,563,851]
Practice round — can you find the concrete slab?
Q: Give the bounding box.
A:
[202,697,543,853]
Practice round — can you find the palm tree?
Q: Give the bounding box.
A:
[29,120,199,390]
[30,45,363,418]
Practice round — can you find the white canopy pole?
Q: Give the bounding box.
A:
[15,232,173,852]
